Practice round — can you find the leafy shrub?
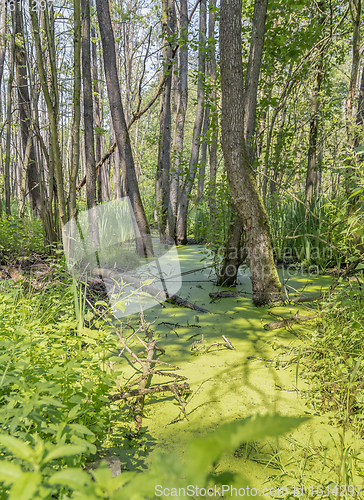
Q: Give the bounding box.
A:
[0,283,119,468]
[0,213,44,261]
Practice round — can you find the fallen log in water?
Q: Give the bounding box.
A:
[92,267,210,313]
[263,311,317,330]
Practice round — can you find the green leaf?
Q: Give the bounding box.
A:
[91,461,113,491]
[0,461,23,485]
[69,423,95,436]
[355,263,364,270]
[9,472,41,500]
[185,414,309,483]
[42,444,87,464]
[0,435,33,462]
[49,468,92,489]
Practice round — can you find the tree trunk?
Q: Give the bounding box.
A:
[82,0,99,248]
[168,0,188,241]
[176,0,206,245]
[220,0,281,305]
[305,2,325,205]
[14,4,42,217]
[197,106,209,204]
[243,0,268,163]
[96,0,153,257]
[0,0,6,87]
[69,0,81,222]
[30,8,67,227]
[207,0,218,237]
[345,0,361,210]
[156,0,175,243]
[4,28,14,216]
[218,0,268,285]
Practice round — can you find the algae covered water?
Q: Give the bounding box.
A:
[104,245,364,497]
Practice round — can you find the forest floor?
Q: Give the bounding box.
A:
[90,245,364,498]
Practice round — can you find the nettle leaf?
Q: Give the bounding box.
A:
[69,423,95,436]
[0,461,23,485]
[49,468,92,489]
[42,444,87,464]
[91,461,113,491]
[9,472,41,500]
[0,434,33,462]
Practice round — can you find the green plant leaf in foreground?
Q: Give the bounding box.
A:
[121,414,310,499]
[184,413,310,484]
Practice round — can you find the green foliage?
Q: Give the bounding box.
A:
[302,278,364,431]
[0,212,44,261]
[0,414,307,499]
[0,281,119,468]
[270,195,346,269]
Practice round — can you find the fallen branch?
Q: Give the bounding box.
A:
[263,311,317,330]
[93,267,210,313]
[109,382,190,402]
[77,142,117,191]
[290,294,323,303]
[209,290,243,299]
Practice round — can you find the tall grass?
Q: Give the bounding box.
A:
[270,195,345,269]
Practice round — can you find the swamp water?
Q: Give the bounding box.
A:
[103,245,364,498]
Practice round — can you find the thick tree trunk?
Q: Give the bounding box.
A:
[168,0,188,241]
[220,0,281,305]
[14,5,42,216]
[96,0,153,257]
[218,0,268,285]
[176,0,206,245]
[156,0,175,243]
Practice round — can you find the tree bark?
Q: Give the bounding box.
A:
[220,0,281,305]
[96,0,153,257]
[176,0,206,245]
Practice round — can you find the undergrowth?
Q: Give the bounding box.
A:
[301,276,364,433]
